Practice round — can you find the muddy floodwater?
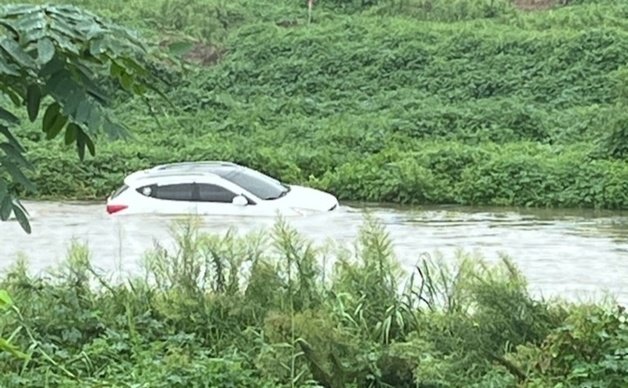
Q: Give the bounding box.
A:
[1,201,627,304]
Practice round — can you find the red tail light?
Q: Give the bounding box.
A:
[106,204,128,214]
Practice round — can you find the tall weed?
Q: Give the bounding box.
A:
[0,217,625,386]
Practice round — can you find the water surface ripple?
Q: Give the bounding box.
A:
[1,201,627,304]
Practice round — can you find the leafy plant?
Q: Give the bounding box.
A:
[0,4,167,233]
[0,289,26,358]
[1,217,625,386]
[4,0,625,211]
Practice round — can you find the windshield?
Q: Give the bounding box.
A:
[222,168,289,200]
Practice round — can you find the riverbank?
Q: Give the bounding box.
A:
[8,0,628,210]
[1,217,627,386]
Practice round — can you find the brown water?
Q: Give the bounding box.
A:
[1,201,627,304]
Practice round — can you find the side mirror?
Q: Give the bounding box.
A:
[232,195,248,206]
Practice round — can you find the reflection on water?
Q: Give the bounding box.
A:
[1,201,627,304]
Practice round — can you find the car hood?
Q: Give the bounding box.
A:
[272,185,338,211]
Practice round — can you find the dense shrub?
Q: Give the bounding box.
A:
[0,217,625,386]
[314,143,628,208]
[7,0,628,210]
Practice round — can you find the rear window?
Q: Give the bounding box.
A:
[153,184,194,201]
[111,184,129,199]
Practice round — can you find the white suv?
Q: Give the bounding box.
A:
[106,161,339,216]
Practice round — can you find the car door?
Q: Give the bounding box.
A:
[194,182,245,215]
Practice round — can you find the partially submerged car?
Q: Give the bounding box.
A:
[106,161,339,216]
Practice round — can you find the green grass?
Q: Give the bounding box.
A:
[1,216,626,386]
[7,0,628,209]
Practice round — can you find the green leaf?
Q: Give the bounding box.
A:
[62,89,87,117]
[89,36,106,56]
[0,37,36,69]
[47,29,80,54]
[120,71,133,90]
[102,117,129,140]
[11,199,31,234]
[131,83,147,95]
[45,68,73,97]
[55,85,79,115]
[48,9,82,34]
[0,59,20,76]
[85,132,95,157]
[64,122,78,145]
[0,338,28,359]
[49,18,81,54]
[119,57,147,76]
[42,102,68,139]
[39,55,65,78]
[0,289,12,309]
[26,83,41,122]
[76,127,86,161]
[0,194,11,221]
[0,125,24,152]
[1,4,44,17]
[0,142,31,168]
[83,22,106,40]
[37,37,55,64]
[75,99,91,124]
[15,11,46,42]
[1,159,36,192]
[86,104,103,131]
[75,63,109,104]
[0,106,19,124]
[110,60,123,77]
[2,88,22,106]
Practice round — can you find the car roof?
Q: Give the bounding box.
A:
[124,161,244,186]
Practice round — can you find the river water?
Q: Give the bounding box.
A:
[1,201,627,304]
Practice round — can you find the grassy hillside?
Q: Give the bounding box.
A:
[10,0,628,208]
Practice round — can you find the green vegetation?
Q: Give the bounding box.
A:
[2,2,627,385]
[4,0,626,210]
[0,217,626,386]
[0,4,168,232]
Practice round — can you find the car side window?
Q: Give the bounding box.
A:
[151,183,194,201]
[196,183,236,203]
